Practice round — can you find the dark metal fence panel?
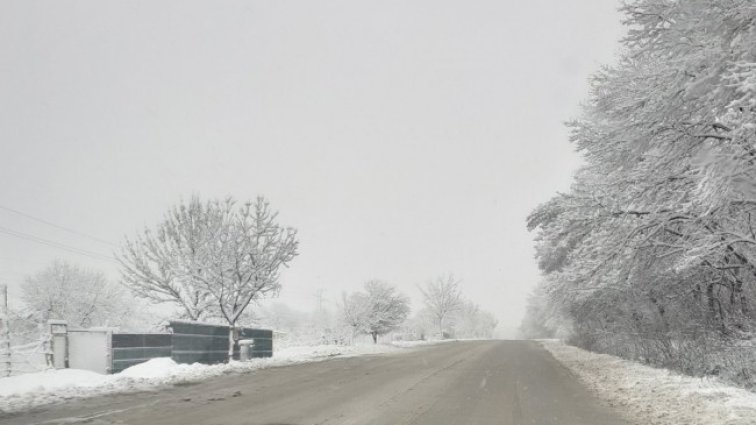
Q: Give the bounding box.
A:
[111,333,172,374]
[169,321,229,365]
[169,321,273,363]
[237,327,273,358]
[106,322,273,373]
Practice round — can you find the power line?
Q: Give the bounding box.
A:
[0,226,116,262]
[0,225,117,263]
[0,204,116,247]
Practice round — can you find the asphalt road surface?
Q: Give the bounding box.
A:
[3,341,631,425]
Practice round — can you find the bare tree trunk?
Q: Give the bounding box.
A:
[735,278,748,316]
[706,283,717,319]
[371,332,378,344]
[228,323,236,362]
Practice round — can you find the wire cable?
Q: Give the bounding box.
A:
[0,204,116,247]
[0,225,117,263]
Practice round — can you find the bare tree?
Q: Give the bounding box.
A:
[419,274,463,338]
[119,196,298,360]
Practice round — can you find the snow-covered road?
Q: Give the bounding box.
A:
[8,340,754,424]
[1,341,628,425]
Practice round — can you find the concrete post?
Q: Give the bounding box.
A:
[48,320,68,369]
[105,329,113,374]
[238,339,255,361]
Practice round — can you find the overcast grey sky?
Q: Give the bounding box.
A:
[0,0,623,336]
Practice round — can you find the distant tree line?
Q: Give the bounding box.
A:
[340,274,498,343]
[521,0,756,387]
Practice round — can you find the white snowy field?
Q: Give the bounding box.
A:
[541,340,756,425]
[0,341,446,414]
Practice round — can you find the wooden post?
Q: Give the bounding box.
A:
[0,284,11,377]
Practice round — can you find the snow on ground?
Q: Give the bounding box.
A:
[0,341,444,414]
[541,340,756,425]
[391,339,458,348]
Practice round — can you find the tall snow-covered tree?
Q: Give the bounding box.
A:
[209,198,298,359]
[119,196,298,360]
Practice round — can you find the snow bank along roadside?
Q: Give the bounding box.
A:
[0,341,449,414]
[540,340,756,425]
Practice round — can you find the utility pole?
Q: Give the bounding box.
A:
[0,284,11,377]
[313,288,328,343]
[313,288,325,314]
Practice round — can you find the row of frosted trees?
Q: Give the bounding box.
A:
[521,0,756,387]
[340,275,498,343]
